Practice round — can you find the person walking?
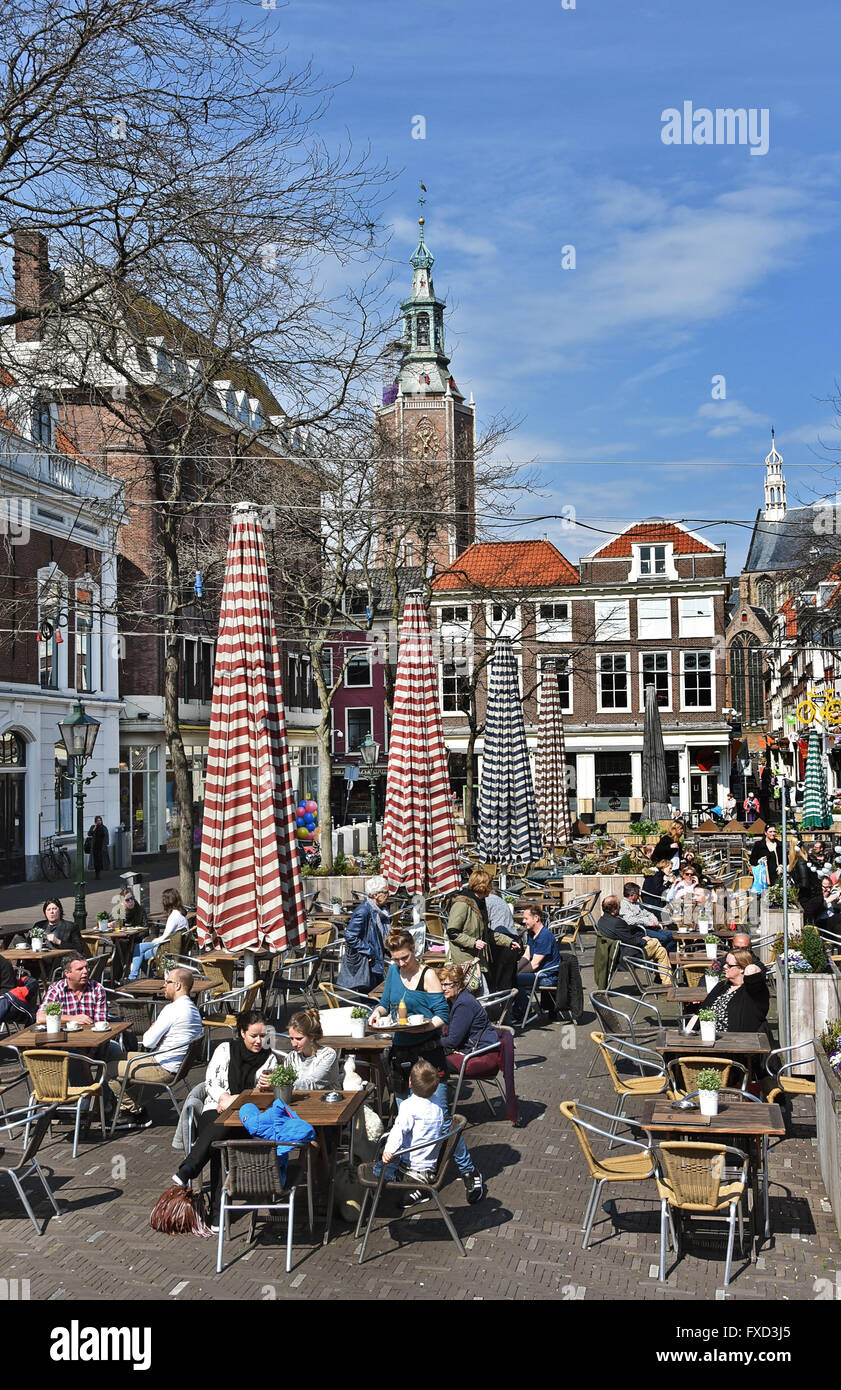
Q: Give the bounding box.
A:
[85,815,110,879]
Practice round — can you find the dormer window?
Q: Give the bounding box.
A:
[639,545,666,575]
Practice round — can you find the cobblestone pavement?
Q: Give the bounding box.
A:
[1,942,837,1303]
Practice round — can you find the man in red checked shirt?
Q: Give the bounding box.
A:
[36,953,107,1026]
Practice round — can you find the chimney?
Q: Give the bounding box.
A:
[13,230,51,343]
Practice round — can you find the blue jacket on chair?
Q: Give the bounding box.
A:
[238,1101,317,1183]
[336,899,388,991]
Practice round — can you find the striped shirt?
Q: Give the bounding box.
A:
[43,978,107,1023]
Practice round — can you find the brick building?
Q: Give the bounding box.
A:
[431,523,732,824]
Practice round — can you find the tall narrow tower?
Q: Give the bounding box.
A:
[763,428,787,522]
[376,201,476,568]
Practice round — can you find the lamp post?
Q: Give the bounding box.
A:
[358,732,381,853]
[58,701,101,934]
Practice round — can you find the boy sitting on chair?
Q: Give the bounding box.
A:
[374,1059,444,1208]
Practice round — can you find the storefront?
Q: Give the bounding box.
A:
[165,741,209,851]
[119,744,161,855]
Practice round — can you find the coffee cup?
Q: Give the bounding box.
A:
[66,1021,81,1032]
[92,1021,110,1032]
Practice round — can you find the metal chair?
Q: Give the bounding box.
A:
[150,930,186,978]
[654,1142,749,1287]
[446,1037,507,1118]
[515,965,561,1033]
[666,1055,748,1098]
[354,1116,469,1264]
[559,1100,656,1250]
[212,1139,301,1274]
[202,981,263,1058]
[319,982,378,1011]
[109,1034,206,1136]
[587,989,664,1078]
[764,1042,816,1120]
[266,951,321,1015]
[480,988,517,1026]
[589,1032,668,1135]
[0,1102,63,1234]
[23,1050,108,1159]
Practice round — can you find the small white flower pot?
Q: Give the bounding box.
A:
[705,974,718,993]
[705,942,718,960]
[30,938,43,952]
[332,904,342,916]
[349,1018,366,1038]
[45,1014,62,1036]
[700,1020,716,1043]
[699,1089,719,1117]
[678,926,689,934]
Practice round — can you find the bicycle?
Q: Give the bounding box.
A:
[40,835,72,882]
[796,687,841,728]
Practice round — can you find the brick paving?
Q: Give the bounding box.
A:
[1,937,838,1302]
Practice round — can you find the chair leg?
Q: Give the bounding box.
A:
[33,1159,62,1218]
[607,1093,626,1149]
[430,1188,466,1256]
[660,1200,668,1282]
[724,1202,736,1287]
[582,1179,604,1250]
[109,1070,131,1138]
[358,1175,387,1265]
[216,1193,227,1274]
[72,1097,84,1160]
[286,1188,296,1274]
[581,1176,598,1233]
[354,1187,370,1241]
[7,1169,43,1235]
[98,1088,107,1144]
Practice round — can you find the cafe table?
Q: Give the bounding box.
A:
[657,1028,771,1064]
[0,947,67,987]
[218,1086,367,1245]
[639,1095,785,1252]
[120,977,214,1005]
[7,1019,131,1052]
[666,986,707,1007]
[85,926,147,981]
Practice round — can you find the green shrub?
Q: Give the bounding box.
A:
[268,1063,296,1087]
[696,1068,722,1091]
[578,856,600,874]
[820,1019,841,1057]
[618,852,634,873]
[634,819,661,837]
[772,926,828,973]
[767,879,799,907]
[698,1009,716,1022]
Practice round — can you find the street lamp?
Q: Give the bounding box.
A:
[58,701,101,933]
[358,732,381,853]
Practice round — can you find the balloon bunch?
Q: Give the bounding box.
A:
[295,799,319,840]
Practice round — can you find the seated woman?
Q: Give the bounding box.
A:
[173,1008,279,1228]
[369,930,485,1204]
[128,887,187,980]
[694,949,769,1033]
[32,898,83,954]
[278,1009,340,1089]
[120,888,149,933]
[438,964,499,1058]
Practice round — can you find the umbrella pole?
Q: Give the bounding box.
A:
[780,774,791,1049]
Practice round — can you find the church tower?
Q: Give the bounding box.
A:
[376,200,476,569]
[763,428,787,522]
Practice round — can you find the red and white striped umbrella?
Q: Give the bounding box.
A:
[535,660,572,849]
[380,592,461,896]
[196,504,306,953]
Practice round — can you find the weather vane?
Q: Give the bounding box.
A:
[419,181,427,215]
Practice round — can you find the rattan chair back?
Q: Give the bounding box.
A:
[25,1050,70,1102]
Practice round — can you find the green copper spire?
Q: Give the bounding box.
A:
[398,193,460,398]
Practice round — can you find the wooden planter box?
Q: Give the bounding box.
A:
[816,1047,841,1238]
[301,874,367,904]
[775,959,841,1064]
[758,906,803,965]
[562,873,641,905]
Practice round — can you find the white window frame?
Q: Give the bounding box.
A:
[538,655,573,714]
[485,601,520,641]
[638,650,672,711]
[680,650,716,710]
[37,566,68,691]
[345,706,373,751]
[439,604,470,626]
[74,578,100,694]
[637,596,671,640]
[678,595,715,637]
[594,599,630,642]
[629,541,678,581]
[344,647,373,689]
[597,651,631,712]
[441,659,472,715]
[320,647,334,690]
[536,600,572,642]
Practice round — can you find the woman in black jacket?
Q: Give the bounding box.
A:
[749,826,783,886]
[652,820,685,870]
[789,845,823,925]
[86,815,110,879]
[697,949,769,1033]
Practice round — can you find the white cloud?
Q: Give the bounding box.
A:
[697,397,768,438]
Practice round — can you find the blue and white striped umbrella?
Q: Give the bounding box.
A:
[478,638,542,865]
[801,729,832,830]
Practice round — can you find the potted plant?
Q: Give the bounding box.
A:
[704,958,724,994]
[268,1062,297,1105]
[44,1000,62,1036]
[698,1008,716,1044]
[349,1006,369,1038]
[29,926,45,953]
[331,897,344,917]
[704,933,719,961]
[696,1067,722,1117]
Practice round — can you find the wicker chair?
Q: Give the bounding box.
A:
[764,1042,816,1120]
[151,930,186,979]
[354,1116,469,1264]
[0,1102,63,1234]
[212,1138,302,1274]
[559,1100,656,1250]
[318,982,374,1011]
[654,1141,749,1286]
[589,1031,668,1136]
[680,960,712,990]
[23,1050,107,1159]
[666,1055,747,1099]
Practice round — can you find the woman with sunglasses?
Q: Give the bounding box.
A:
[690,948,769,1034]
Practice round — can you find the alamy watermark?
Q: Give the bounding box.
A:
[0,497,30,543]
[661,102,770,156]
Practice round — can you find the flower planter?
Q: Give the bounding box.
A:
[30,938,43,952]
[816,1047,841,1237]
[700,1020,716,1043]
[304,874,367,902]
[273,1084,294,1105]
[705,942,718,960]
[699,1089,719,1117]
[45,1014,62,1036]
[348,1018,366,1038]
[705,974,718,993]
[758,905,803,965]
[775,960,841,1070]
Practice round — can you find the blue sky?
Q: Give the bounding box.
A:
[247,0,840,571]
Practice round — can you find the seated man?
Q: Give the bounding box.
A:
[620,882,674,950]
[511,905,561,1023]
[109,967,203,1129]
[36,953,128,1127]
[597,896,671,983]
[815,877,841,929]
[731,931,764,969]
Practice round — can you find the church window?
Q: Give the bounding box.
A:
[416,312,430,346]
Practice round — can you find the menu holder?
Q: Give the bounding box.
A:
[665,1031,716,1049]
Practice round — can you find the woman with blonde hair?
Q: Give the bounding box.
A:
[278,1008,340,1089]
[446,868,516,989]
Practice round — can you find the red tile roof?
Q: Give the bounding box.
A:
[781,596,797,638]
[590,521,718,558]
[433,540,578,592]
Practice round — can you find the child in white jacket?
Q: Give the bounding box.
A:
[373,1059,444,1206]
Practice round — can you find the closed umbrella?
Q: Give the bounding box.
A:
[380,592,461,897]
[642,681,671,821]
[196,503,306,956]
[478,637,542,866]
[535,660,572,851]
[801,730,832,830]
